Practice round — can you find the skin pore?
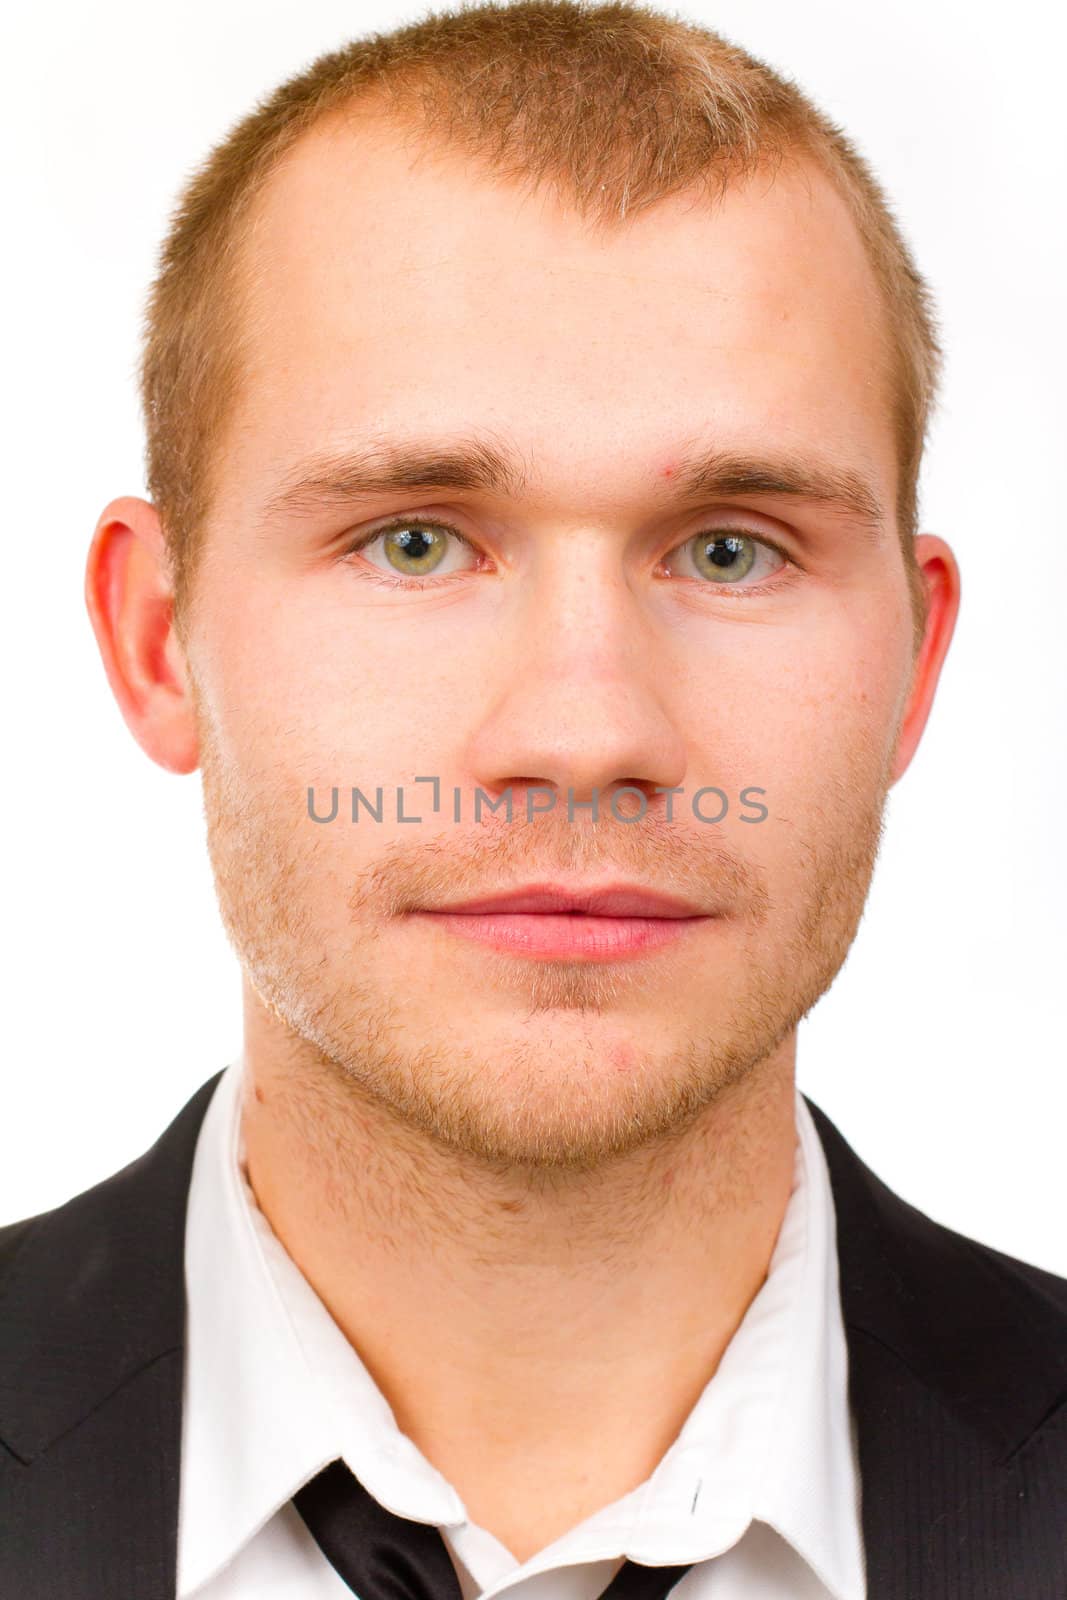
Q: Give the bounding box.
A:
[85,108,959,1562]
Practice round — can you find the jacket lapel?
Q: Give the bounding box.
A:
[0,1070,223,1600]
[806,1095,1067,1598]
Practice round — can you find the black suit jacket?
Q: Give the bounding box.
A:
[2,1071,1066,1598]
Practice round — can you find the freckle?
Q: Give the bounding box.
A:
[254,1084,265,1104]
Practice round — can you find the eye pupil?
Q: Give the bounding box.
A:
[706,535,744,567]
[394,528,433,558]
[383,525,446,573]
[690,531,757,584]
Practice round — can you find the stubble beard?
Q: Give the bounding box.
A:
[197,712,891,1177]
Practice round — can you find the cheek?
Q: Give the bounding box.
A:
[772,664,897,760]
[194,581,314,744]
[693,620,906,860]
[199,594,375,781]
[200,609,466,886]
[229,585,478,773]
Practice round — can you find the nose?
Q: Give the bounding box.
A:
[462,550,689,818]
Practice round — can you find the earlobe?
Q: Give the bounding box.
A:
[889,534,961,785]
[84,496,201,775]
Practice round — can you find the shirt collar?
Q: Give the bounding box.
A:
[179,1057,863,1598]
[178,1056,340,1595]
[749,1085,866,1599]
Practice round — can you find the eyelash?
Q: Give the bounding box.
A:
[341,515,797,596]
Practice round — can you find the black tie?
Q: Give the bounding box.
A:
[294,1458,697,1599]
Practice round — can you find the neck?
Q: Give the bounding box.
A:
[241,1020,798,1559]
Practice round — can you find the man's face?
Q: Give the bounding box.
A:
[186,112,917,1171]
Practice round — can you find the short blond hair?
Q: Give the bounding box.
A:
[140,0,940,642]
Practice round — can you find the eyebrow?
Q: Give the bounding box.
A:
[259,434,887,539]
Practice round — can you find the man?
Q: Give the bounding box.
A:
[2,1,1065,1596]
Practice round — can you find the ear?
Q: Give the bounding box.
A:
[84,496,200,774]
[889,533,961,784]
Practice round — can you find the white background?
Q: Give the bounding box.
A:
[2,0,1064,1269]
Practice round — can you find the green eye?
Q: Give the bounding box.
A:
[691,532,757,583]
[380,524,450,575]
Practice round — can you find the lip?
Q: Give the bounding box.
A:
[425,882,706,917]
[412,881,715,961]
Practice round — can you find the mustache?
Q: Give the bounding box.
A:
[349,811,768,924]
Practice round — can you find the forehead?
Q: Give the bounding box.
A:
[230,110,896,512]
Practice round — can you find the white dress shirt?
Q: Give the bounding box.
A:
[178,1057,866,1599]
